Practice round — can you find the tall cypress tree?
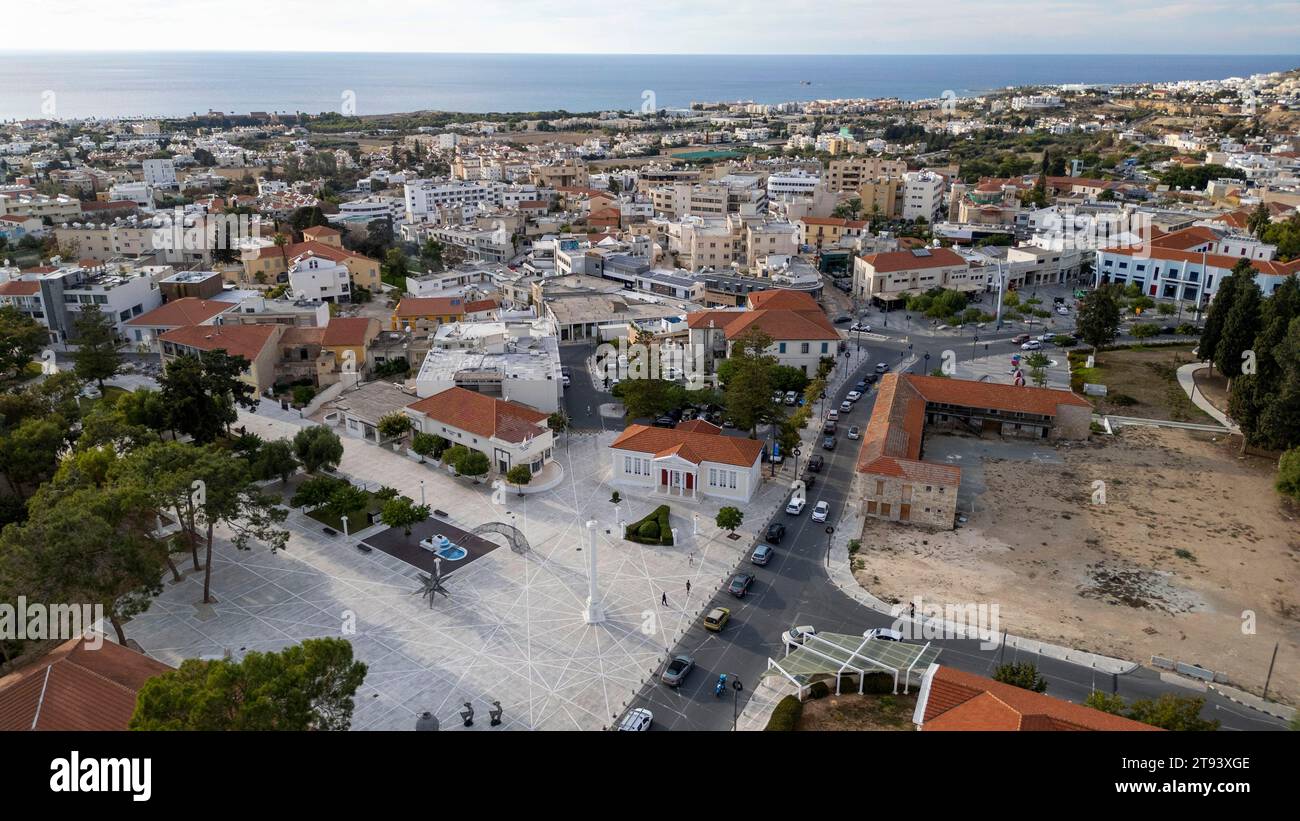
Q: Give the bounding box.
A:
[1215,278,1262,380]
[1199,260,1254,368]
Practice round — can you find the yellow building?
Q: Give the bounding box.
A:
[391,296,467,331]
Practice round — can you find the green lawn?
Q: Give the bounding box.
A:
[78,384,131,414]
[305,491,384,533]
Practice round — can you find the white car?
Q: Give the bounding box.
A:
[827,409,839,422]
[781,625,817,648]
[784,391,798,406]
[1020,340,1042,351]
[846,390,862,402]
[839,400,853,413]
[1037,333,1053,343]
[865,628,904,642]
[847,426,861,440]
[1056,306,1070,316]
[811,501,830,522]
[616,707,653,731]
[785,497,806,515]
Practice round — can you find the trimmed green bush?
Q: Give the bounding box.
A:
[764,695,803,731]
[808,681,831,700]
[624,504,673,546]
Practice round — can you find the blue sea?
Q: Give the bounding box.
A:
[0,52,1296,120]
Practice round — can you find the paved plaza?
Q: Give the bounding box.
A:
[123,412,794,730]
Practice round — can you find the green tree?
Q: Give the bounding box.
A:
[290,475,348,509]
[1213,274,1262,381]
[723,326,778,436]
[410,432,446,460]
[380,496,430,536]
[0,414,70,498]
[1123,694,1220,731]
[456,449,491,481]
[117,387,171,440]
[992,661,1047,693]
[546,411,569,436]
[376,412,412,442]
[323,483,368,521]
[0,305,47,379]
[1198,261,1253,370]
[71,304,122,389]
[716,506,743,533]
[1228,277,1300,448]
[0,483,168,645]
[252,438,299,485]
[1083,690,1127,715]
[1276,447,1300,503]
[293,426,344,473]
[1076,285,1122,355]
[159,351,256,443]
[505,464,532,494]
[1024,351,1051,387]
[129,638,368,730]
[190,449,288,603]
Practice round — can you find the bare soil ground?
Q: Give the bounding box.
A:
[853,426,1300,705]
[1192,367,1231,415]
[797,692,918,731]
[1084,345,1211,422]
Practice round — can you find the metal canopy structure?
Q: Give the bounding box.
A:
[764,631,941,699]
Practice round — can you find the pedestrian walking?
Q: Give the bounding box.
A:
[685,579,691,595]
[661,591,668,606]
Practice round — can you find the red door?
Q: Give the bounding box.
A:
[685,473,694,490]
[660,469,668,486]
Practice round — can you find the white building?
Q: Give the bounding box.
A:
[902,171,945,223]
[404,386,554,476]
[403,179,496,222]
[608,421,764,503]
[142,159,177,189]
[287,252,352,303]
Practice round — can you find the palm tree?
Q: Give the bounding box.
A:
[273,232,290,283]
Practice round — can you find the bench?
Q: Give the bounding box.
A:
[322,527,338,536]
[355,543,372,553]
[433,509,449,519]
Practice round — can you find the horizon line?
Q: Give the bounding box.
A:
[4,49,1299,58]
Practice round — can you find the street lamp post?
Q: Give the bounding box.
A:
[971,334,979,359]
[341,515,349,538]
[824,525,834,567]
[419,480,425,507]
[923,352,931,375]
[730,676,744,731]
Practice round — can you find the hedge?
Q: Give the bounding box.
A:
[764,695,804,731]
[625,504,673,546]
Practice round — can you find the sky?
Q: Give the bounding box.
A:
[9,0,1300,54]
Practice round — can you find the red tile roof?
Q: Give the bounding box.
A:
[857,374,1090,483]
[406,387,548,444]
[687,289,839,342]
[921,665,1160,731]
[252,239,371,264]
[321,316,378,347]
[610,424,764,468]
[394,296,467,318]
[160,323,279,361]
[799,216,868,229]
[859,247,968,273]
[0,638,171,731]
[463,297,500,314]
[0,279,40,296]
[126,297,234,327]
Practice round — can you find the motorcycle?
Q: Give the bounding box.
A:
[714,673,727,698]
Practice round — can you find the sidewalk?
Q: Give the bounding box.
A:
[1176,363,1239,433]
[823,472,1139,676]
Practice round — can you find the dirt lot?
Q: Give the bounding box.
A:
[797,692,918,731]
[854,426,1300,705]
[1077,345,1211,422]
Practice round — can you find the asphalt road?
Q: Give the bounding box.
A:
[616,327,1284,732]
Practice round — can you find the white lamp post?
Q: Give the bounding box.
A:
[341,514,349,538]
[420,480,426,506]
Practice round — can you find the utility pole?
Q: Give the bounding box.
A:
[1262,642,1279,701]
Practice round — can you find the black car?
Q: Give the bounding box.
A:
[802,473,816,491]
[765,522,786,544]
[823,420,837,435]
[864,372,879,384]
[653,416,675,428]
[833,314,852,324]
[807,454,824,472]
[822,435,836,450]
[728,573,755,597]
[855,380,867,391]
